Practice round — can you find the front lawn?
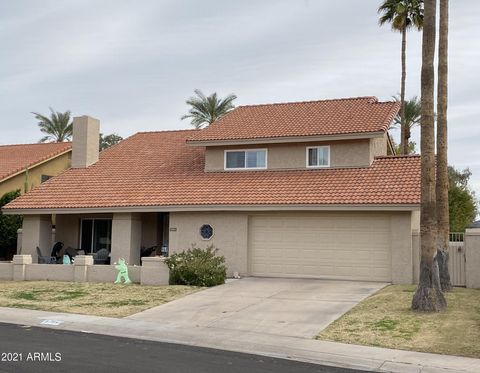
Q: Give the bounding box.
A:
[317,285,480,358]
[0,281,199,318]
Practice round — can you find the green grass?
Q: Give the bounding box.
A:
[317,285,480,358]
[0,281,200,318]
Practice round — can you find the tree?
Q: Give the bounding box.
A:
[181,89,237,129]
[390,137,417,154]
[0,190,22,261]
[99,133,123,151]
[412,0,446,311]
[378,0,424,154]
[391,95,421,149]
[436,0,451,291]
[32,107,73,142]
[448,167,477,232]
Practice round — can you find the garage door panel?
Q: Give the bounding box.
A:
[249,214,392,282]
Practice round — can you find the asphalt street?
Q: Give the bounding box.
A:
[0,322,368,373]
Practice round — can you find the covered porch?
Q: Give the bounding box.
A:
[20,212,170,265]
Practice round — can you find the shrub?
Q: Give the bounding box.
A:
[164,245,226,287]
[0,190,23,260]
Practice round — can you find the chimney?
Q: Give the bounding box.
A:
[72,115,100,168]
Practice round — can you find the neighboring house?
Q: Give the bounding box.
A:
[2,98,421,284]
[0,142,72,198]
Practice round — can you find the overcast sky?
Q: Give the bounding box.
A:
[1,0,479,194]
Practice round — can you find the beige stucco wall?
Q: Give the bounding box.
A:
[169,212,249,276]
[22,215,52,262]
[111,213,142,265]
[0,152,71,197]
[0,262,13,280]
[0,255,164,284]
[412,230,420,284]
[87,264,141,283]
[72,116,99,168]
[169,210,415,282]
[465,228,480,288]
[390,212,414,284]
[204,139,384,172]
[369,134,388,163]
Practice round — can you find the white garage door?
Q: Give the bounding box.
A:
[249,213,392,281]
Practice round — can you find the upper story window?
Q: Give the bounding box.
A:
[306,146,330,168]
[224,149,267,170]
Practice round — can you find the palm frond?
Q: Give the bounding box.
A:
[32,108,73,142]
[181,90,237,129]
[378,0,424,32]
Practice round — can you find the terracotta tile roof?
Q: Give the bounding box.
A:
[188,97,400,143]
[0,142,72,181]
[3,130,420,211]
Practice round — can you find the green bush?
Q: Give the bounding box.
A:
[0,190,23,260]
[164,245,226,287]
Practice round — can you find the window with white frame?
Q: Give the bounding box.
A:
[224,149,267,170]
[306,146,330,167]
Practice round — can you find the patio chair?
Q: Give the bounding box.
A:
[36,247,57,264]
[93,248,110,265]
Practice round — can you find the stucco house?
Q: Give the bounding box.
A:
[2,97,421,284]
[0,142,72,198]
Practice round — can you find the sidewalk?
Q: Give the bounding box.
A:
[0,307,478,372]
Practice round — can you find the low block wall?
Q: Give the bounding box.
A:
[0,255,168,286]
[26,264,73,282]
[0,262,13,281]
[87,265,141,283]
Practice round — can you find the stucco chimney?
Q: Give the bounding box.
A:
[72,115,100,168]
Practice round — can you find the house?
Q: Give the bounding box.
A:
[2,97,421,284]
[0,142,72,198]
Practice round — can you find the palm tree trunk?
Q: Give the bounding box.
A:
[400,26,408,154]
[412,0,446,312]
[436,0,452,292]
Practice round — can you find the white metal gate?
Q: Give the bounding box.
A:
[448,233,466,287]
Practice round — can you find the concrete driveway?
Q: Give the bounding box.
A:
[128,278,386,339]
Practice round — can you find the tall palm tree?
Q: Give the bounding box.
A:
[181,89,237,129]
[392,95,421,153]
[412,0,446,312]
[378,0,424,154]
[32,108,73,142]
[436,0,451,291]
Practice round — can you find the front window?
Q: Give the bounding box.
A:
[307,146,330,167]
[80,219,112,254]
[225,149,267,170]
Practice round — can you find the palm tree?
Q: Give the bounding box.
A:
[378,0,424,154]
[181,89,237,129]
[436,0,451,291]
[391,95,421,153]
[411,0,446,311]
[32,108,73,142]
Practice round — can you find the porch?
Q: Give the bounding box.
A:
[19,212,170,266]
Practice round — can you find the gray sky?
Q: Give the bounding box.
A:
[1,0,479,194]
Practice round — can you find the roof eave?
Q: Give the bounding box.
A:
[187,131,386,147]
[2,203,420,215]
